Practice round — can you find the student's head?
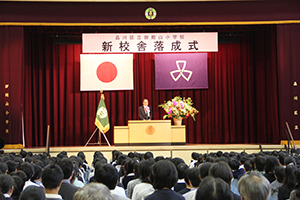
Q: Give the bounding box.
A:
[124,159,136,175]
[264,156,279,174]
[31,164,42,182]
[10,170,27,183]
[0,174,14,197]
[274,166,285,183]
[19,186,46,200]
[11,175,25,200]
[144,152,154,160]
[254,156,266,172]
[238,172,271,200]
[41,163,64,189]
[95,163,118,190]
[17,162,34,181]
[0,162,8,174]
[284,156,296,166]
[57,158,74,179]
[139,160,155,183]
[187,167,201,188]
[176,163,189,179]
[283,164,297,189]
[228,158,240,171]
[209,161,233,186]
[6,160,17,174]
[196,176,233,200]
[199,162,213,180]
[244,160,252,172]
[150,160,178,190]
[278,152,286,165]
[73,183,113,200]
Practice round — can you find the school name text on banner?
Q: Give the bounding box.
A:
[82,32,218,53]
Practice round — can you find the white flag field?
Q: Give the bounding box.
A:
[80,54,134,91]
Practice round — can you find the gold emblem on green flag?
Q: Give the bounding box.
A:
[95,94,110,133]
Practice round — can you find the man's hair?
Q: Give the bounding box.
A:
[144,152,154,160]
[149,160,178,190]
[139,160,155,183]
[255,156,266,172]
[274,166,285,183]
[18,162,34,181]
[187,167,200,187]
[6,160,17,174]
[199,162,213,179]
[264,156,279,174]
[41,163,64,189]
[57,158,74,179]
[74,183,113,200]
[95,163,118,190]
[208,161,233,186]
[19,186,46,200]
[176,163,189,179]
[228,158,240,171]
[238,172,271,200]
[196,176,233,200]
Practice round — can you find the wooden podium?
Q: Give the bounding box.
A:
[114,120,186,146]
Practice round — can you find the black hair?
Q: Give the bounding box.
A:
[196,176,233,200]
[144,152,154,160]
[19,186,46,200]
[150,160,178,190]
[154,156,164,162]
[254,156,266,172]
[57,158,74,179]
[0,174,14,194]
[18,162,34,181]
[278,152,286,166]
[284,156,296,166]
[10,170,27,183]
[139,160,155,183]
[274,166,285,183]
[171,157,185,167]
[11,175,25,200]
[95,163,118,190]
[117,154,127,165]
[228,158,240,171]
[57,151,68,159]
[187,167,201,187]
[41,163,64,189]
[176,163,189,179]
[244,160,252,172]
[282,164,297,189]
[0,162,8,174]
[209,161,233,186]
[192,152,199,160]
[264,156,279,174]
[31,164,42,181]
[77,152,86,161]
[199,162,213,179]
[124,159,136,176]
[216,151,223,158]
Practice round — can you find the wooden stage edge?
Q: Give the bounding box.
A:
[2,143,293,165]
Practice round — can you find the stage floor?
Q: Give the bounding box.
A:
[3,144,288,165]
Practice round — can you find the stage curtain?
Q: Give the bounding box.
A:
[23,26,280,147]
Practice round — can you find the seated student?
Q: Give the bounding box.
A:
[41,163,64,200]
[11,175,25,200]
[57,158,80,200]
[73,183,113,200]
[145,160,184,200]
[189,152,199,168]
[6,161,17,174]
[19,186,46,200]
[278,165,297,200]
[122,159,137,190]
[264,156,279,183]
[183,167,201,200]
[228,158,244,195]
[95,163,129,200]
[17,162,37,190]
[289,168,300,200]
[196,176,233,200]
[174,163,189,192]
[199,162,213,180]
[209,161,241,200]
[0,162,8,174]
[254,156,266,173]
[30,164,43,187]
[132,160,155,200]
[270,166,284,200]
[178,169,191,195]
[0,174,14,200]
[127,162,142,199]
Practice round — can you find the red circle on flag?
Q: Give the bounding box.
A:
[96,62,118,83]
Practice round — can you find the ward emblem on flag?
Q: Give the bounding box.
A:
[170,60,193,82]
[97,107,108,119]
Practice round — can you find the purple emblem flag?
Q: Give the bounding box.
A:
[155,53,208,90]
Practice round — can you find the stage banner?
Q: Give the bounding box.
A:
[155,53,208,90]
[80,54,133,91]
[95,93,110,133]
[82,32,218,53]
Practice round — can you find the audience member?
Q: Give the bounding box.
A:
[278,165,297,200]
[18,162,36,190]
[238,172,271,200]
[270,166,285,200]
[0,174,14,200]
[146,160,184,200]
[178,169,191,195]
[19,186,46,200]
[57,158,79,200]
[11,175,25,200]
[183,167,200,200]
[196,176,233,200]
[289,168,300,200]
[73,183,113,200]
[122,159,137,190]
[174,163,189,192]
[41,163,64,200]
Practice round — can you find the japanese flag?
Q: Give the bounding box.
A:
[80,54,134,91]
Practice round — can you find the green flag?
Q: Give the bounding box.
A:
[95,94,110,133]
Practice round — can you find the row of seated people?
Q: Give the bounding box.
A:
[0,149,299,200]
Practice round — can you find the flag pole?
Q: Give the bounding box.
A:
[98,90,111,146]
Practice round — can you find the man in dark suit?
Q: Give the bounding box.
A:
[139,99,153,120]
